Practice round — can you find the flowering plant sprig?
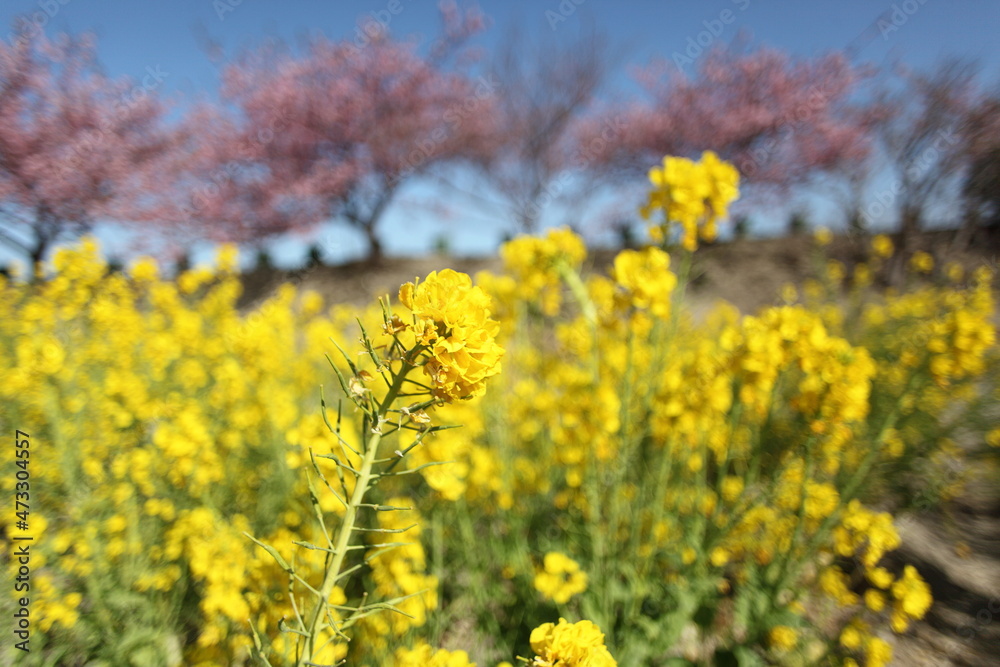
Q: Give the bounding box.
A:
[521,618,617,666]
[639,150,740,252]
[246,270,503,666]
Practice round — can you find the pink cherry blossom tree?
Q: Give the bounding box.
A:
[0,19,176,269]
[161,2,492,263]
[575,45,876,219]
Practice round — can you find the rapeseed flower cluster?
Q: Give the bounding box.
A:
[499,226,586,316]
[640,150,740,250]
[528,618,617,666]
[397,269,505,402]
[534,552,588,604]
[611,247,676,319]
[395,643,476,666]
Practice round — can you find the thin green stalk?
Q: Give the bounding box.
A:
[556,259,597,327]
[429,510,444,645]
[773,372,921,597]
[297,361,410,666]
[617,329,641,566]
[298,428,383,665]
[674,247,694,314]
[767,434,818,591]
[555,258,612,625]
[455,497,504,645]
[626,433,675,625]
[583,457,610,629]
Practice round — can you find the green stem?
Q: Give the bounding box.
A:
[298,429,382,665]
[767,435,818,591]
[583,458,610,628]
[556,259,597,326]
[662,245,693,340]
[429,510,444,645]
[626,434,675,624]
[772,372,921,598]
[676,247,693,304]
[297,360,410,666]
[455,497,505,645]
[554,258,611,623]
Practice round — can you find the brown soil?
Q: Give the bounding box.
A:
[889,466,1000,666]
[240,227,1000,314]
[239,227,1000,666]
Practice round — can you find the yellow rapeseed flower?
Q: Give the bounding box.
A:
[129,256,160,282]
[871,235,894,258]
[641,151,740,251]
[768,625,798,650]
[814,227,833,246]
[533,552,588,604]
[889,565,932,632]
[395,642,476,666]
[865,636,893,667]
[500,227,586,315]
[398,269,504,402]
[528,618,616,667]
[909,251,933,274]
[611,246,677,319]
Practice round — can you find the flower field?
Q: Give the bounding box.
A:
[2,155,999,667]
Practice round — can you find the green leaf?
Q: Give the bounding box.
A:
[328,336,359,376]
[324,353,353,400]
[245,532,292,572]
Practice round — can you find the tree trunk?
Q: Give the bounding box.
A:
[952,206,980,252]
[364,222,383,265]
[889,208,921,287]
[847,209,867,238]
[29,235,48,282]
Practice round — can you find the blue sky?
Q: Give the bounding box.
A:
[3,0,999,268]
